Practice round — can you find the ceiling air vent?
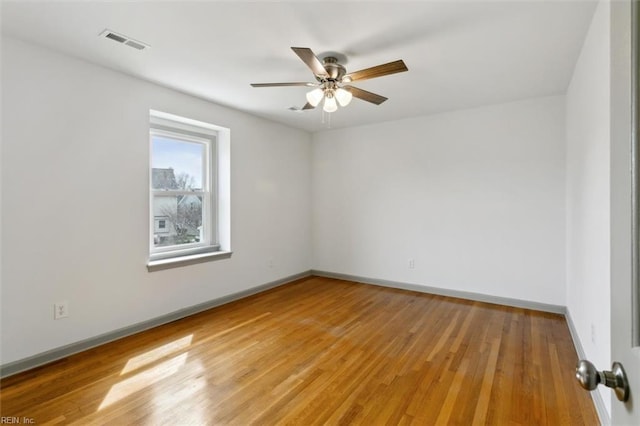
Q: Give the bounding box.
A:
[100,29,150,51]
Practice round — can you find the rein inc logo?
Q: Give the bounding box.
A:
[1,418,35,424]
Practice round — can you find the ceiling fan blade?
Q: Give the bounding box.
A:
[344,60,408,82]
[250,82,317,87]
[344,86,388,105]
[301,102,316,110]
[291,47,329,78]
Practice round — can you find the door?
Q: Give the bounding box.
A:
[611,0,639,424]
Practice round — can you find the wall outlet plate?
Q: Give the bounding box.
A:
[54,301,69,320]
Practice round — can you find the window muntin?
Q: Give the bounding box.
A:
[149,116,218,261]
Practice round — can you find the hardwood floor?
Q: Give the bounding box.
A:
[1,276,598,425]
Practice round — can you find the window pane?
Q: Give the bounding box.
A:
[151,135,204,190]
[152,195,204,247]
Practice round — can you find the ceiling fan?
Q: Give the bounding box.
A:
[251,47,408,113]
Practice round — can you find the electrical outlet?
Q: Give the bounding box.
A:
[408,258,415,269]
[54,301,69,320]
[268,258,274,268]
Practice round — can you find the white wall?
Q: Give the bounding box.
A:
[312,96,566,305]
[565,0,611,415]
[0,37,312,364]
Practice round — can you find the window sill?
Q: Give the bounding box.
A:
[147,250,232,272]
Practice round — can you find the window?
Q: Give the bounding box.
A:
[148,111,229,268]
[154,217,169,233]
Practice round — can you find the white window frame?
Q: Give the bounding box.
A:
[149,113,219,263]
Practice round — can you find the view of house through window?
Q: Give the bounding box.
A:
[152,136,205,247]
[149,112,218,260]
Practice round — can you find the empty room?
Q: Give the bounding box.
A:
[1,0,638,424]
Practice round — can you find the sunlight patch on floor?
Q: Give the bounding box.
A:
[98,352,188,410]
[121,334,193,375]
[149,373,209,423]
[154,372,207,406]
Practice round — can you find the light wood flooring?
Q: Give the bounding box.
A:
[0,276,598,425]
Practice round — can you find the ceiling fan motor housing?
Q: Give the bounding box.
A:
[318,57,346,82]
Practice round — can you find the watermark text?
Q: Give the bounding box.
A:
[1,417,35,424]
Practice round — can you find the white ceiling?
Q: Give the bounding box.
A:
[1,0,597,133]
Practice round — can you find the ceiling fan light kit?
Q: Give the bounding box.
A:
[306,87,324,107]
[323,93,338,113]
[335,88,353,107]
[251,47,408,114]
[306,85,352,112]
